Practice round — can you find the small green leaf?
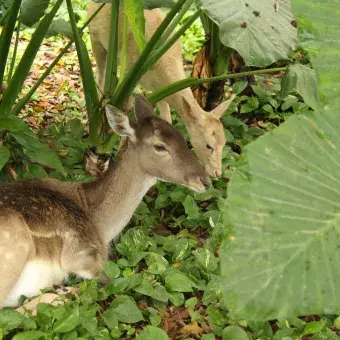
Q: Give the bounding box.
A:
[193,248,219,272]
[302,321,326,336]
[183,196,200,218]
[262,104,274,114]
[134,280,154,296]
[146,253,169,274]
[0,309,23,329]
[104,261,121,279]
[222,325,248,340]
[137,326,168,340]
[202,335,216,340]
[10,131,63,171]
[334,316,340,329]
[232,81,248,95]
[110,295,143,323]
[164,269,196,293]
[53,307,79,333]
[185,297,198,308]
[151,285,169,302]
[13,331,47,340]
[102,309,118,330]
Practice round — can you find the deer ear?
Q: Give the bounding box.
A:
[182,97,204,122]
[211,93,236,118]
[106,105,136,142]
[134,95,156,121]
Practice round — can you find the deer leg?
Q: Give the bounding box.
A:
[157,100,172,124]
[0,211,33,308]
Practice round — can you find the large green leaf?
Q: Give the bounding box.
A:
[46,19,73,39]
[201,0,298,67]
[220,0,340,321]
[292,1,340,106]
[20,0,50,27]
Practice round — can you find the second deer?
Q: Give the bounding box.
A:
[87,3,235,177]
[0,96,211,309]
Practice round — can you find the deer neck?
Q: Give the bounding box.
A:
[83,142,156,245]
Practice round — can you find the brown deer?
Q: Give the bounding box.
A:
[87,3,235,177]
[0,96,211,308]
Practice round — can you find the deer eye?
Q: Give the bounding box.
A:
[206,144,214,151]
[154,144,166,152]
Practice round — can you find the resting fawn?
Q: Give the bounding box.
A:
[87,3,235,177]
[0,96,211,308]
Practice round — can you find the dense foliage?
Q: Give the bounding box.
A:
[0,0,339,339]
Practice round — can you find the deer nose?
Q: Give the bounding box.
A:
[200,177,211,189]
[214,169,222,177]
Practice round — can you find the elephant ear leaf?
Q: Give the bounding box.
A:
[201,0,298,67]
[220,0,340,321]
[20,0,50,27]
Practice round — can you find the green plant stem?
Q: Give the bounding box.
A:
[7,21,21,82]
[147,67,287,105]
[144,9,201,72]
[0,0,22,90]
[117,13,129,87]
[103,0,120,97]
[0,0,63,116]
[112,0,188,108]
[66,0,102,144]
[11,3,105,116]
[156,0,195,48]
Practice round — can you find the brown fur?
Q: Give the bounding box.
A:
[87,3,235,177]
[0,96,210,308]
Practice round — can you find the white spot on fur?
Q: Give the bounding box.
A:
[76,271,94,280]
[2,261,66,308]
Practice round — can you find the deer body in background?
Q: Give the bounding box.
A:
[0,96,210,308]
[87,3,235,177]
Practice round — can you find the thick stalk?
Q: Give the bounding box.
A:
[103,0,119,98]
[147,67,287,105]
[0,0,22,91]
[156,0,195,48]
[117,13,128,87]
[112,0,188,108]
[7,21,21,82]
[11,4,105,116]
[66,0,101,144]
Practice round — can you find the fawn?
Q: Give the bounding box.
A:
[87,3,235,177]
[0,96,211,308]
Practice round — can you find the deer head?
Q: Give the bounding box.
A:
[106,95,211,192]
[181,94,235,178]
